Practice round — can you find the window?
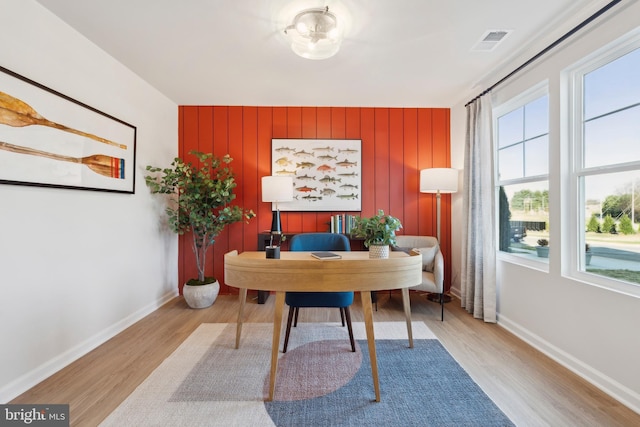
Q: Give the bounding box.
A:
[495,84,550,263]
[572,40,640,288]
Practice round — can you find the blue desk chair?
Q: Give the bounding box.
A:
[283,233,356,353]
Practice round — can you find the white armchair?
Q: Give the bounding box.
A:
[394,235,445,320]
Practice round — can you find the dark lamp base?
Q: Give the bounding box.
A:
[427,293,452,303]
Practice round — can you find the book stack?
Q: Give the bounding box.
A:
[330,214,357,234]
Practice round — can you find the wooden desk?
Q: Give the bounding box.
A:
[224,250,422,402]
[256,232,366,303]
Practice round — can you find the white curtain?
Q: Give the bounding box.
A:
[461,94,497,322]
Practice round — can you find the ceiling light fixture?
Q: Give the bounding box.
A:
[284,6,342,60]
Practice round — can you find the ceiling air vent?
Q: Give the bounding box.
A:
[472,30,511,52]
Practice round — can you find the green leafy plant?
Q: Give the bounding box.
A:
[537,238,549,247]
[586,213,601,233]
[619,213,635,235]
[602,214,616,234]
[351,209,402,248]
[145,151,255,284]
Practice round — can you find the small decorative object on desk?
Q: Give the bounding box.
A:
[351,209,402,259]
[266,246,281,259]
[266,232,286,259]
[311,251,342,259]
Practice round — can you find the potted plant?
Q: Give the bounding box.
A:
[145,151,255,308]
[536,238,549,258]
[585,243,592,266]
[351,209,402,258]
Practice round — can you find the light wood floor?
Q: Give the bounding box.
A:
[11,291,640,427]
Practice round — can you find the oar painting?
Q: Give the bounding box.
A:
[0,65,136,193]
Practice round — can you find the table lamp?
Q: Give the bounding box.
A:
[261,176,293,247]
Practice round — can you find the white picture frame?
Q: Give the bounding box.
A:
[271,138,362,211]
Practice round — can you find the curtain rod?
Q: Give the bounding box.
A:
[464,0,622,107]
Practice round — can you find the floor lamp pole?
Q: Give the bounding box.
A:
[420,168,458,305]
[435,190,441,244]
[428,189,452,303]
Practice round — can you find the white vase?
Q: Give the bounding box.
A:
[183,280,220,309]
[369,244,390,259]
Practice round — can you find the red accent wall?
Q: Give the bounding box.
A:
[178,106,452,295]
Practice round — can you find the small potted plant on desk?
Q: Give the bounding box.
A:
[145,151,255,308]
[351,209,402,259]
[536,239,549,258]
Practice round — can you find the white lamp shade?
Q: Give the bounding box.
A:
[261,176,293,202]
[420,168,459,194]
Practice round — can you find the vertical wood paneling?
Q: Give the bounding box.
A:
[389,109,404,221]
[286,107,303,233]
[374,108,390,214]
[212,106,229,159]
[272,107,287,138]
[242,107,259,264]
[403,109,419,234]
[257,107,273,234]
[345,108,360,140]
[417,109,434,238]
[331,107,346,139]
[177,105,452,294]
[301,107,318,231]
[360,108,376,216]
[316,107,331,139]
[301,107,317,138]
[198,107,214,154]
[222,107,243,293]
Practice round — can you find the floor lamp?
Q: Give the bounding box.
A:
[261,176,293,248]
[420,168,459,302]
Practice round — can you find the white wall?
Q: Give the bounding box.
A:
[450,0,640,413]
[0,0,178,402]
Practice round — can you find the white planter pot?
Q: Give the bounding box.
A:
[183,280,220,309]
[369,245,390,259]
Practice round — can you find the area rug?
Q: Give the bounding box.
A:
[100,322,514,427]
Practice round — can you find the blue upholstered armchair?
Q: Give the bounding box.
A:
[283,233,356,353]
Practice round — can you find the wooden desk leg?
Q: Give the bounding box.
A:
[401,288,414,348]
[268,291,285,401]
[360,290,381,402]
[235,288,247,349]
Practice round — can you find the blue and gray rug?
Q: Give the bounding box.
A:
[101,322,514,426]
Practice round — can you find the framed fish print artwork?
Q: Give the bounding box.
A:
[271,139,362,211]
[0,65,136,193]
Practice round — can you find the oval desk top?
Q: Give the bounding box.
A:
[224,250,423,292]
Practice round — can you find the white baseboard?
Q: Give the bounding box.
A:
[498,314,640,415]
[0,290,178,403]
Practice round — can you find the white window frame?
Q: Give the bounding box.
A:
[564,27,640,298]
[494,81,550,270]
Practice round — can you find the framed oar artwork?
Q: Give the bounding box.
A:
[271,139,362,211]
[0,65,136,193]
